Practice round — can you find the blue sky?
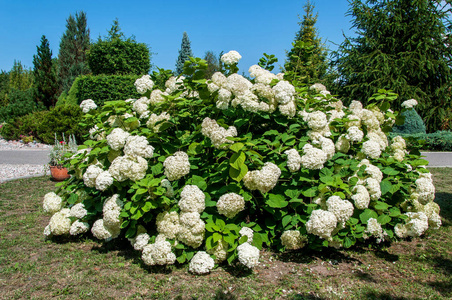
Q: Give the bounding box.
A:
[0,0,355,73]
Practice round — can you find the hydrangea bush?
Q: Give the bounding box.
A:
[43,51,441,274]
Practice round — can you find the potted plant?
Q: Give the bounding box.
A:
[49,134,78,181]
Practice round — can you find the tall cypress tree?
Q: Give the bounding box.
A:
[58,11,91,93]
[33,35,58,108]
[331,0,452,132]
[285,0,328,84]
[175,32,193,75]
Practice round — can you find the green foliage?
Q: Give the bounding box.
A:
[1,110,48,141]
[331,0,452,132]
[203,50,220,79]
[58,11,91,93]
[258,53,278,71]
[33,35,58,108]
[0,88,44,123]
[390,131,452,151]
[285,0,329,85]
[175,32,193,76]
[392,108,427,134]
[9,60,33,91]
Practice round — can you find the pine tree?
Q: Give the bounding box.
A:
[203,50,220,78]
[331,0,452,132]
[33,35,58,108]
[9,60,33,91]
[58,11,91,93]
[284,0,328,84]
[175,32,193,75]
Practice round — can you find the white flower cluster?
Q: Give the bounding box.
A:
[364,218,387,243]
[301,144,327,170]
[177,212,205,248]
[142,235,177,266]
[284,149,302,172]
[47,208,71,236]
[207,239,228,263]
[201,117,237,149]
[221,50,242,65]
[395,212,429,238]
[401,99,418,108]
[146,112,171,132]
[306,209,337,240]
[239,227,254,243]
[70,220,90,236]
[107,128,130,151]
[134,75,154,94]
[281,230,306,250]
[237,242,260,269]
[326,196,354,224]
[43,192,63,214]
[163,151,190,181]
[189,251,215,274]
[69,203,87,219]
[179,185,206,213]
[243,162,281,193]
[156,211,180,239]
[415,176,435,205]
[132,97,151,118]
[249,65,278,85]
[123,135,154,159]
[109,155,148,182]
[80,99,97,113]
[216,192,245,218]
[351,185,371,209]
[91,194,123,241]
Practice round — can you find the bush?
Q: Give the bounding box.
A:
[0,88,45,123]
[44,54,440,274]
[392,108,426,134]
[68,74,142,107]
[1,110,48,141]
[390,131,452,151]
[36,104,87,144]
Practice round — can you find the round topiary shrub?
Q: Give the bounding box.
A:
[392,101,426,134]
[42,52,441,274]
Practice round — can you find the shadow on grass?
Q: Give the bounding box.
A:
[435,192,452,227]
[427,280,452,298]
[363,291,411,300]
[277,247,361,265]
[290,293,326,300]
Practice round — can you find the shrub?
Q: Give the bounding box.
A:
[392,108,426,134]
[390,131,452,151]
[0,88,44,123]
[44,53,440,274]
[1,110,48,141]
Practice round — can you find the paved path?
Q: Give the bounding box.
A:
[0,149,51,165]
[421,152,452,168]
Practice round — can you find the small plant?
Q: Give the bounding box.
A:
[48,133,78,167]
[19,134,34,144]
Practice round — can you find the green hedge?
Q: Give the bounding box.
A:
[67,74,142,107]
[389,131,452,151]
[0,88,45,122]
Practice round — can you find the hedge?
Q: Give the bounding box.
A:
[389,131,452,151]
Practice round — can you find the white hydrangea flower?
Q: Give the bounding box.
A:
[201,117,237,149]
[310,83,327,93]
[415,177,435,205]
[360,109,380,130]
[273,80,296,105]
[80,99,97,113]
[123,135,154,158]
[237,242,260,269]
[366,178,382,200]
[43,225,52,238]
[278,100,297,117]
[163,151,190,181]
[165,76,185,93]
[216,88,232,110]
[393,149,406,161]
[189,251,215,274]
[142,239,176,266]
[301,144,328,170]
[156,211,180,239]
[367,130,388,150]
[133,233,150,251]
[43,192,63,214]
[345,114,361,128]
[107,128,130,151]
[211,72,227,87]
[306,111,328,131]
[221,50,242,65]
[83,165,103,188]
[70,220,90,236]
[305,209,337,239]
[326,196,354,224]
[253,68,277,85]
[346,126,364,143]
[319,137,335,160]
[91,219,114,241]
[362,140,382,159]
[48,208,71,236]
[243,162,281,193]
[127,225,147,246]
[281,230,306,250]
[132,97,150,118]
[207,239,228,263]
[69,203,87,219]
[103,194,123,232]
[335,135,350,153]
[179,185,206,213]
[149,89,167,105]
[351,185,371,209]
[217,192,245,218]
[284,148,302,172]
[349,100,363,113]
[401,99,418,108]
[109,155,148,182]
[134,74,154,94]
[177,212,205,248]
[395,212,429,238]
[147,112,171,132]
[95,171,114,191]
[391,136,406,151]
[423,202,442,229]
[224,74,253,96]
[364,218,387,243]
[239,227,254,244]
[208,82,220,93]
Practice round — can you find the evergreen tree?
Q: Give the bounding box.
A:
[58,11,91,93]
[9,60,33,91]
[284,0,328,84]
[175,32,193,75]
[331,0,452,132]
[203,50,220,78]
[33,35,58,108]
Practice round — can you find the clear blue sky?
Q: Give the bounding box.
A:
[0,0,355,74]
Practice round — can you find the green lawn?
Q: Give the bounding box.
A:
[0,169,451,299]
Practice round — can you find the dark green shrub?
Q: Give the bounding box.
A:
[1,110,48,141]
[392,108,426,134]
[36,104,87,144]
[70,74,141,107]
[0,88,45,122]
[389,131,452,151]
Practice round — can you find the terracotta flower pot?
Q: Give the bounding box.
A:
[49,166,70,181]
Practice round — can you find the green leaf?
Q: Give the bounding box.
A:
[136,188,148,195]
[282,215,292,228]
[212,232,222,243]
[343,236,356,248]
[229,142,245,153]
[301,186,317,198]
[374,201,390,211]
[389,207,401,217]
[382,167,399,176]
[67,193,78,205]
[229,163,248,182]
[266,194,288,208]
[239,235,248,244]
[359,209,378,224]
[230,152,246,169]
[377,214,391,225]
[380,180,392,196]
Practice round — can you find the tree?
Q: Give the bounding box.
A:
[331,0,452,132]
[203,50,220,78]
[58,11,91,93]
[175,32,193,75]
[284,0,329,84]
[9,60,33,91]
[87,19,151,75]
[33,35,58,108]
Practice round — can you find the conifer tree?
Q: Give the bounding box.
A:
[58,11,91,93]
[203,50,220,78]
[175,32,193,75]
[33,35,58,108]
[285,0,328,84]
[331,0,452,132]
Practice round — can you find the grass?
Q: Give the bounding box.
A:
[0,169,451,299]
